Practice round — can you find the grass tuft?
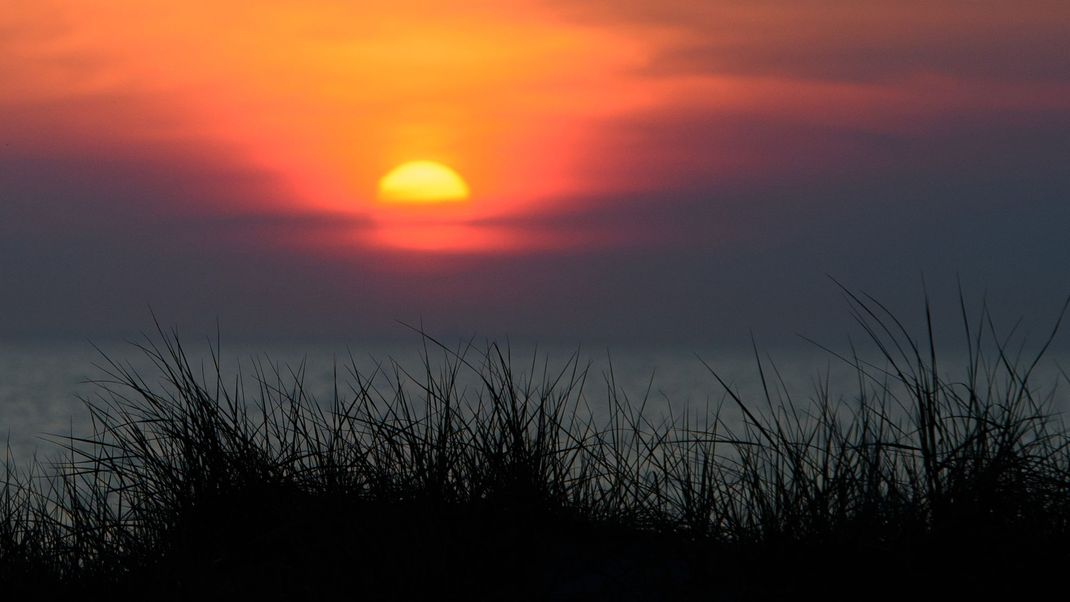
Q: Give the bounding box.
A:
[2,290,1068,599]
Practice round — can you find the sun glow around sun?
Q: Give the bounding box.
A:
[378,161,470,204]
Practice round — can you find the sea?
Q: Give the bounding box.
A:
[2,337,1067,463]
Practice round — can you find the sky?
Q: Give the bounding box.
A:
[2,1,1069,347]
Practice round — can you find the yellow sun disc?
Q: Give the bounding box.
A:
[377,161,470,204]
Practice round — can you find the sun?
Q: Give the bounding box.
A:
[377,161,470,204]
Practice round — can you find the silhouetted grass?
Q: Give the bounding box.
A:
[2,289,1069,600]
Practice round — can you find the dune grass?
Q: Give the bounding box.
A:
[2,289,1069,600]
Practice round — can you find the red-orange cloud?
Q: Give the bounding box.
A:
[2,1,1068,254]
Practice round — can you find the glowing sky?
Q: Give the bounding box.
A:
[2,1,1069,342]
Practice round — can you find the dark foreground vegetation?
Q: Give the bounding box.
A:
[3,290,1070,600]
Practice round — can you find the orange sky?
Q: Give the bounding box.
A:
[2,1,1069,343]
[3,1,1068,252]
[2,1,657,251]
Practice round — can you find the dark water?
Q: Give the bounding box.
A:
[2,338,1066,461]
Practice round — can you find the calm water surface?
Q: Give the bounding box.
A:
[2,338,1066,461]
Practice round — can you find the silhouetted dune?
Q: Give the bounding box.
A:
[3,290,1069,600]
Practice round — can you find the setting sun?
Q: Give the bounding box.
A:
[378,161,470,204]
